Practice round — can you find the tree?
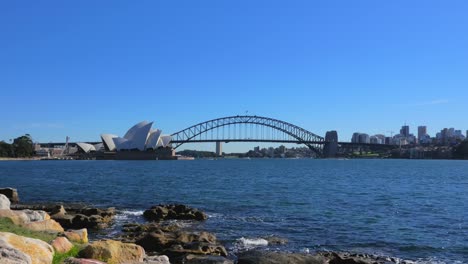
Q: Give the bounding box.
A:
[453,141,468,159]
[12,134,34,157]
[0,141,13,157]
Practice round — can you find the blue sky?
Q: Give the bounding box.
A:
[1,1,467,152]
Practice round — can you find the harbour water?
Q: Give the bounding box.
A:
[0,159,467,263]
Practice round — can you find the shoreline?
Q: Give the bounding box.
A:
[0,157,41,161]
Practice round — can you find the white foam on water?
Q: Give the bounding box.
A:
[235,237,269,249]
[120,210,144,216]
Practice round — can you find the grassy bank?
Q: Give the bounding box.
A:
[0,217,82,264]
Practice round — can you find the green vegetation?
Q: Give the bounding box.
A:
[0,141,13,157]
[350,151,381,158]
[0,217,83,263]
[0,134,35,157]
[177,149,217,158]
[0,217,57,242]
[52,245,81,264]
[453,140,468,159]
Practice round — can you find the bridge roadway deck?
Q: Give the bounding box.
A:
[39,140,396,148]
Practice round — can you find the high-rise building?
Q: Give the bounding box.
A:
[351,133,360,143]
[358,133,370,144]
[400,125,410,137]
[418,126,427,141]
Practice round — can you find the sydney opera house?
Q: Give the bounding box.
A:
[76,121,175,160]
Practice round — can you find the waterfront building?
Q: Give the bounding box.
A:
[385,137,392,145]
[77,121,174,160]
[419,134,432,144]
[374,134,386,144]
[435,127,466,145]
[351,132,361,143]
[418,126,427,142]
[400,125,410,138]
[358,133,370,144]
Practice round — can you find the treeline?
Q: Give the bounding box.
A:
[176,150,217,158]
[453,140,468,159]
[0,134,34,157]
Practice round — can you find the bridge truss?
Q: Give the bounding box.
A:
[170,115,325,155]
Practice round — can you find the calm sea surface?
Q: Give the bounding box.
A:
[1,159,467,263]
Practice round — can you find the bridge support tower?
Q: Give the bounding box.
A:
[323,130,338,158]
[215,141,222,156]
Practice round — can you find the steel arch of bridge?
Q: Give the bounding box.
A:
[170,115,325,155]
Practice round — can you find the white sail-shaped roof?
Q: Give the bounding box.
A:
[93,143,104,152]
[124,121,150,140]
[145,129,162,150]
[112,121,154,151]
[76,142,96,153]
[160,135,172,148]
[101,134,118,151]
[156,137,163,148]
[128,122,153,150]
[113,137,130,151]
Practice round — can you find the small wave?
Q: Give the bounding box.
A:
[234,237,269,250]
[120,210,144,216]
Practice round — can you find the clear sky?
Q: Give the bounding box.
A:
[1,1,467,152]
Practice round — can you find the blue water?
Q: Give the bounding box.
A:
[1,159,467,263]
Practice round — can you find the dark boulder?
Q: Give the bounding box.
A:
[11,203,115,229]
[237,251,400,264]
[182,254,233,264]
[0,188,19,204]
[237,250,326,264]
[143,204,207,222]
[120,222,227,264]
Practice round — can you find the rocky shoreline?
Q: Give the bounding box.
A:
[0,188,409,264]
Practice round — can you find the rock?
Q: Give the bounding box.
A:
[63,258,106,264]
[21,210,50,222]
[0,209,30,225]
[264,236,288,245]
[0,239,32,264]
[22,219,64,233]
[51,237,73,254]
[237,251,399,264]
[317,252,396,264]
[65,228,89,244]
[50,205,67,218]
[237,250,326,264]
[54,213,104,229]
[164,242,228,262]
[0,232,54,264]
[79,240,145,264]
[53,214,75,228]
[11,203,116,230]
[121,222,226,263]
[135,230,220,253]
[0,208,51,227]
[183,254,233,264]
[143,204,207,222]
[0,194,11,210]
[0,188,19,204]
[140,255,171,264]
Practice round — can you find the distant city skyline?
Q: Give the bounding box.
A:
[1,1,467,152]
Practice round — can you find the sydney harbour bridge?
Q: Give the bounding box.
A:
[41,115,394,158]
[169,115,392,157]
